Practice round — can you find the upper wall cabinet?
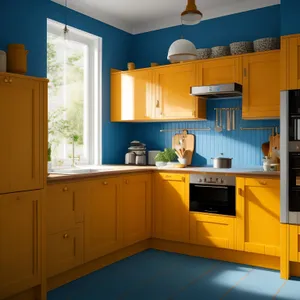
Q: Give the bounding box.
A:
[197,56,242,86]
[0,74,47,194]
[154,64,206,120]
[281,35,300,90]
[242,51,280,119]
[111,69,153,121]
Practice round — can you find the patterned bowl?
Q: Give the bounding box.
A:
[211,46,231,58]
[230,41,254,55]
[253,37,280,52]
[196,48,212,60]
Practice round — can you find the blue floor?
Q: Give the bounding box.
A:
[48,249,300,300]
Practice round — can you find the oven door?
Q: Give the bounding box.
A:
[189,184,235,216]
[289,153,300,211]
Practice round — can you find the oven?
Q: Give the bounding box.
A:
[189,174,236,216]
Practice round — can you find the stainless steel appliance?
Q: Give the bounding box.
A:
[189,174,236,216]
[125,141,147,166]
[148,150,160,166]
[190,83,242,98]
[281,90,300,224]
[211,153,233,168]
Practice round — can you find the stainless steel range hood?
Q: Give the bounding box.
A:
[191,83,242,98]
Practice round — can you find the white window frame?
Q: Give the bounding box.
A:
[47,19,102,165]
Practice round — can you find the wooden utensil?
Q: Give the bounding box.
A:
[172,130,195,165]
[262,142,270,157]
[227,109,231,131]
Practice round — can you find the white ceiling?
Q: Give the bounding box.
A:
[52,0,280,34]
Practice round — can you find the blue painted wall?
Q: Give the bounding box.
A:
[281,0,300,35]
[129,5,281,167]
[0,0,133,164]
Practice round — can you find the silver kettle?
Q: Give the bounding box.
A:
[125,152,136,165]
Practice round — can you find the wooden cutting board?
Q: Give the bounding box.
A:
[172,130,195,165]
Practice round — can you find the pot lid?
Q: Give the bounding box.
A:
[213,153,232,160]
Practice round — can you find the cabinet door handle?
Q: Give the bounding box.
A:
[9,78,12,83]
[103,181,108,185]
[63,186,68,192]
[165,175,171,179]
[124,179,129,184]
[259,180,267,185]
[4,77,8,83]
[238,188,244,197]
[63,233,69,239]
[156,100,160,108]
[182,177,185,182]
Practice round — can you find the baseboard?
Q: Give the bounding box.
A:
[149,239,280,271]
[47,239,150,291]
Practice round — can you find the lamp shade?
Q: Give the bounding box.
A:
[167,39,197,63]
[181,0,203,25]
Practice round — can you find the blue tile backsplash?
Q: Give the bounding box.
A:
[131,98,280,167]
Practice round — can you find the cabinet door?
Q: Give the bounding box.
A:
[236,178,280,256]
[0,75,42,193]
[84,177,122,263]
[47,226,83,278]
[289,225,300,262]
[47,182,86,235]
[0,191,41,299]
[197,57,242,86]
[155,64,200,119]
[111,70,153,121]
[242,51,280,119]
[190,213,235,249]
[153,173,189,243]
[122,174,151,247]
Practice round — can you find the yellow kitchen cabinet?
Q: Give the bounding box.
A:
[47,182,86,235]
[0,191,41,299]
[190,213,236,249]
[111,69,153,121]
[154,64,206,120]
[84,177,122,263]
[289,225,300,262]
[153,173,189,243]
[47,226,83,278]
[281,35,300,90]
[122,174,152,247]
[0,74,47,194]
[236,177,280,256]
[242,51,280,119]
[197,56,242,86]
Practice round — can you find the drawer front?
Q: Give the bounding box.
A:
[245,178,280,188]
[47,226,83,278]
[47,184,79,234]
[190,213,235,249]
[158,173,187,182]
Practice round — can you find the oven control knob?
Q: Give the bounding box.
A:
[204,178,207,183]
[216,178,219,183]
[198,178,202,183]
[221,179,224,184]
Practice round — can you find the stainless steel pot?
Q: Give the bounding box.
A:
[211,153,232,168]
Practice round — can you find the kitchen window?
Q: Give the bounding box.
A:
[47,19,102,166]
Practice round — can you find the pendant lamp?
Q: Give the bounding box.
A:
[167,38,197,63]
[181,0,203,25]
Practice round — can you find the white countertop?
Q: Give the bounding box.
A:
[47,165,279,183]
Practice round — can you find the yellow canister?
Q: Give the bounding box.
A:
[7,44,28,74]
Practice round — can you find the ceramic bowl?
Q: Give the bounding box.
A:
[253,37,280,52]
[230,41,254,55]
[211,46,231,58]
[196,48,212,60]
[155,161,167,167]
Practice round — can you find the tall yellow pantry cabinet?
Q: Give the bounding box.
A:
[0,73,47,300]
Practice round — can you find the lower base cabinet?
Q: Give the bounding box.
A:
[236,177,280,256]
[122,174,152,247]
[84,177,122,263]
[47,226,83,278]
[0,191,41,299]
[190,213,236,249]
[153,173,189,243]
